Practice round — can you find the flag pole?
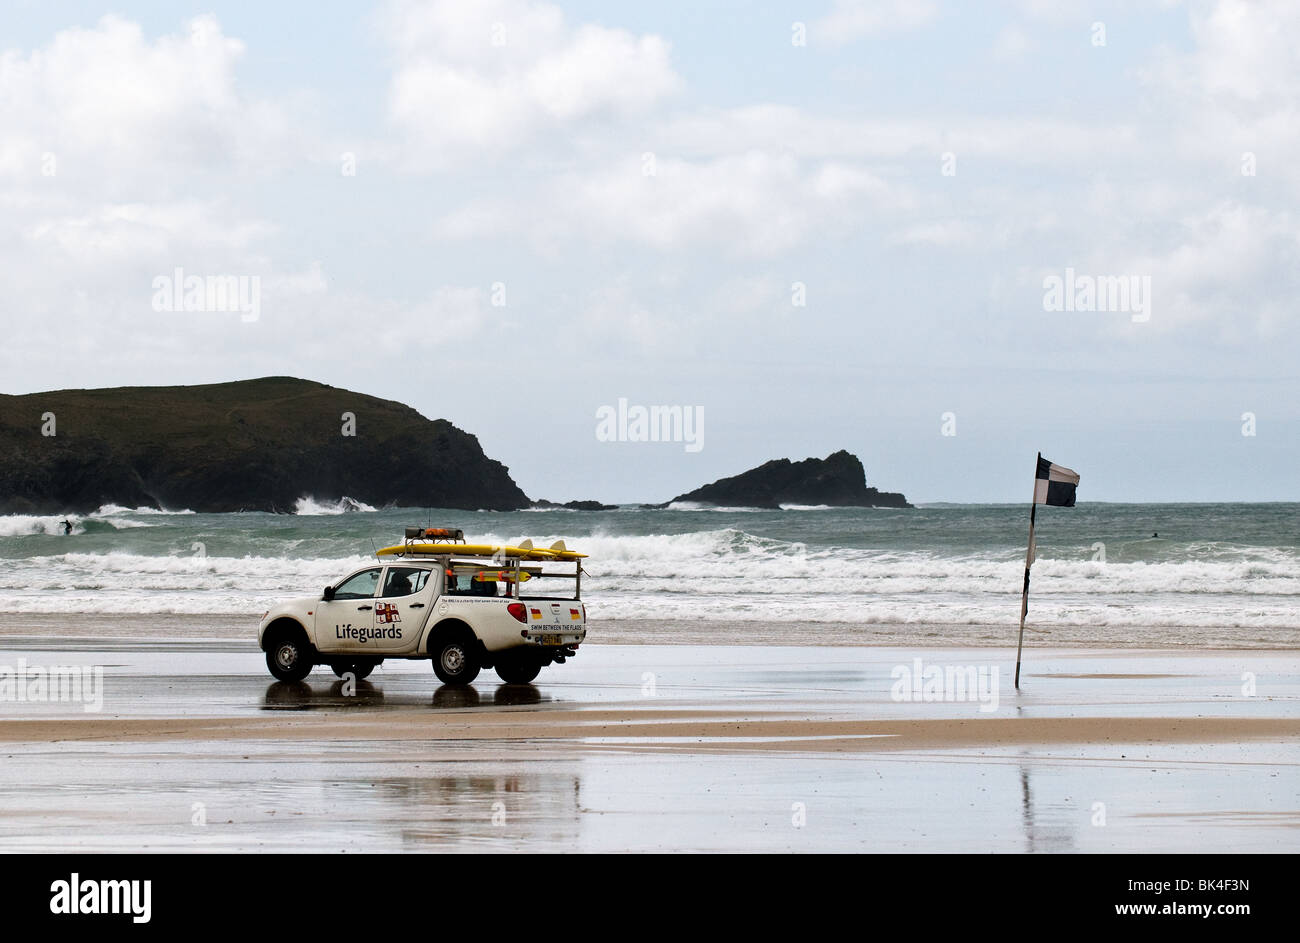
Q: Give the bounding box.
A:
[1015,451,1040,690]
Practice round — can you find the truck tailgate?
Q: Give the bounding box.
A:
[523,600,585,629]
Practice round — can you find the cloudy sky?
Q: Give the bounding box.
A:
[1,0,1296,503]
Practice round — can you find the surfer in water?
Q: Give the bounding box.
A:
[60,519,73,535]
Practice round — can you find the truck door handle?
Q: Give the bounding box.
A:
[410,603,425,609]
[357,605,373,611]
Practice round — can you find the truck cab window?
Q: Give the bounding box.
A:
[382,567,428,598]
[334,568,381,600]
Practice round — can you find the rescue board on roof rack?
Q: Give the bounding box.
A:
[376,541,587,561]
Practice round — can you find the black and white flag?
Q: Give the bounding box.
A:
[1018,453,1081,687]
[1033,456,1080,507]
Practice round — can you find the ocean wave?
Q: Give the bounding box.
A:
[454,527,1300,589]
[0,532,1296,628]
[91,504,196,516]
[0,514,157,536]
[664,502,765,512]
[0,580,1293,630]
[0,515,86,537]
[293,496,379,515]
[1,515,1296,636]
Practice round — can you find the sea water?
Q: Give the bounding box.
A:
[0,501,1296,644]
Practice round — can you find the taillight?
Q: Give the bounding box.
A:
[507,602,527,623]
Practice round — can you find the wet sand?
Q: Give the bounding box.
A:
[0,631,1295,852]
[0,612,1289,649]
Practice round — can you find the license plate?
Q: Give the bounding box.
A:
[537,634,563,645]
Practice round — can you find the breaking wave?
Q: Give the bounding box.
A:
[0,513,155,536]
[0,526,1295,636]
[91,504,195,516]
[293,496,379,515]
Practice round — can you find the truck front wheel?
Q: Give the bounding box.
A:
[432,637,481,686]
[266,635,314,682]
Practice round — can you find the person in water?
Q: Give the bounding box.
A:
[60,519,73,536]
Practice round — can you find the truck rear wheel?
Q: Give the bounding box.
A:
[432,637,481,686]
[495,653,541,685]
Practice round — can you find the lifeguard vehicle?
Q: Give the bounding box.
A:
[258,528,587,686]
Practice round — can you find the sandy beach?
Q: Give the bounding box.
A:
[0,621,1294,852]
[0,612,1289,650]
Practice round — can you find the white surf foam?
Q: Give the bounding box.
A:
[293,496,379,515]
[1,527,1295,635]
[0,512,159,535]
[664,502,765,512]
[91,504,196,516]
[0,515,84,537]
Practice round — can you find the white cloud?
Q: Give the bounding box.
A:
[1127,202,1300,337]
[25,201,275,260]
[381,0,681,167]
[708,275,784,318]
[574,277,674,353]
[0,14,313,370]
[1141,0,1300,190]
[811,0,939,46]
[0,15,291,183]
[992,25,1032,61]
[655,106,1141,166]
[370,286,489,351]
[432,151,909,256]
[1009,201,1300,342]
[1007,0,1096,23]
[1155,0,1298,102]
[263,261,329,300]
[888,219,978,247]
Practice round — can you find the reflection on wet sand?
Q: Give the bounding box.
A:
[263,680,384,709]
[1019,765,1075,853]
[372,773,583,849]
[261,681,550,711]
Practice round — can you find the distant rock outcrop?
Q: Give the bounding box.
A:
[0,377,531,514]
[531,499,619,511]
[665,450,911,509]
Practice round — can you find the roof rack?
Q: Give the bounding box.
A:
[404,526,464,544]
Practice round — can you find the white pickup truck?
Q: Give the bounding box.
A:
[258,530,587,686]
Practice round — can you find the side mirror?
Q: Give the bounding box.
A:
[322,586,335,601]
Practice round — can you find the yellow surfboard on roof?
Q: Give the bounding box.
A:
[376,539,586,561]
